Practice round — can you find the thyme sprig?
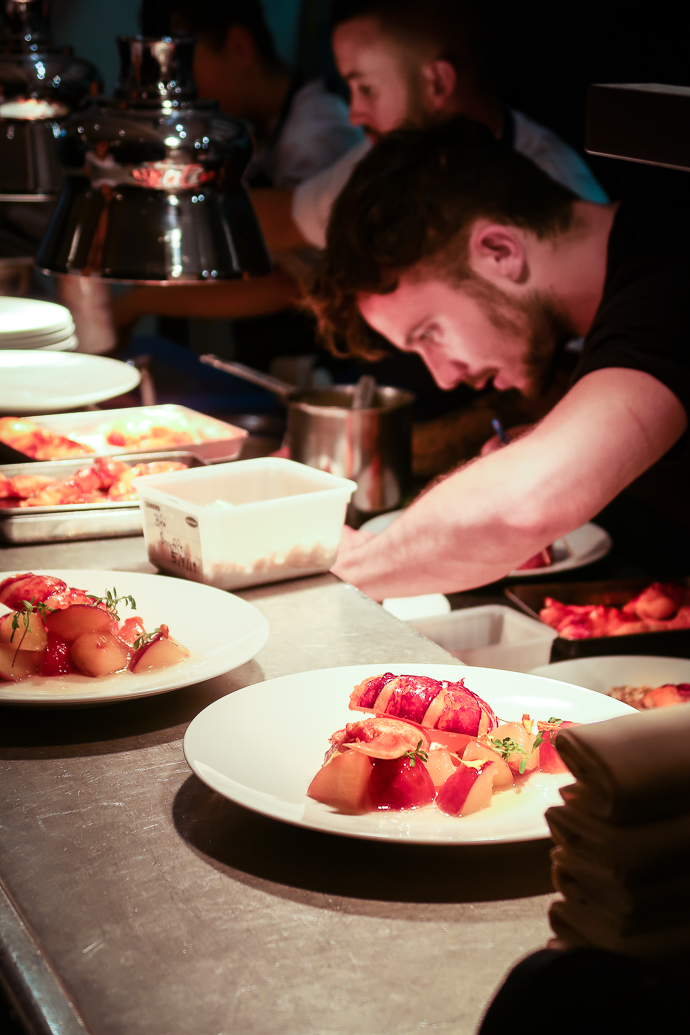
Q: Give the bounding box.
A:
[86,588,137,620]
[9,597,55,666]
[403,740,429,768]
[488,732,545,775]
[133,627,161,651]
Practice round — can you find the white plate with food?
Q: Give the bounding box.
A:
[183,663,633,845]
[359,513,612,578]
[0,569,269,705]
[0,352,141,414]
[531,655,690,710]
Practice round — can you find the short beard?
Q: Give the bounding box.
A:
[459,275,575,398]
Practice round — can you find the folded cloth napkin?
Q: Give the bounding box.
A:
[551,849,690,926]
[546,802,690,884]
[554,705,690,824]
[549,898,690,961]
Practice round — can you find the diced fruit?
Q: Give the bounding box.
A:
[40,633,71,676]
[0,611,47,652]
[130,629,189,673]
[0,644,41,681]
[538,720,578,773]
[436,760,496,817]
[424,729,474,754]
[0,573,67,610]
[45,604,113,644]
[307,750,373,811]
[116,616,147,647]
[490,721,539,775]
[368,755,436,810]
[425,748,461,789]
[462,741,514,788]
[70,631,130,677]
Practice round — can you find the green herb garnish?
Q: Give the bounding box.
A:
[133,627,161,651]
[403,740,429,767]
[489,731,545,775]
[86,588,136,620]
[9,597,55,667]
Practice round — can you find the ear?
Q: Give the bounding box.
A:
[419,59,457,114]
[223,24,258,69]
[467,221,528,284]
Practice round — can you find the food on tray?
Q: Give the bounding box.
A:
[609,682,690,710]
[0,458,186,508]
[0,417,93,460]
[105,421,222,451]
[307,671,578,816]
[539,582,690,639]
[0,573,189,682]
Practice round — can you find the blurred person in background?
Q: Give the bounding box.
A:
[307,118,690,596]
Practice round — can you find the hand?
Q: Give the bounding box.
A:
[480,422,536,456]
[336,524,374,554]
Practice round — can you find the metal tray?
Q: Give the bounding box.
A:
[505,578,690,661]
[0,451,206,544]
[0,404,248,465]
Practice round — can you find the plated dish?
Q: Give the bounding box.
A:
[0,569,269,705]
[183,663,632,844]
[531,654,690,706]
[0,352,141,414]
[359,513,612,578]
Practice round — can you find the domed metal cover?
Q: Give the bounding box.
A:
[0,0,101,199]
[37,36,272,282]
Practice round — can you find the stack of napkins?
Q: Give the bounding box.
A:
[546,705,690,960]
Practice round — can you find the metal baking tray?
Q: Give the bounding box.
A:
[0,404,248,465]
[0,451,206,544]
[505,578,690,661]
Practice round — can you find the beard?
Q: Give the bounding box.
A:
[460,275,576,399]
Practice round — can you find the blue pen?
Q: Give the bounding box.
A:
[491,418,510,447]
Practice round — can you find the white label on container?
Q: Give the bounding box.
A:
[142,500,203,576]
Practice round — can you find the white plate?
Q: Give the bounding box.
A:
[530,655,690,695]
[0,569,269,705]
[360,512,612,578]
[0,298,73,340]
[0,352,141,413]
[183,663,633,844]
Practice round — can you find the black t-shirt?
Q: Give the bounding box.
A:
[574,166,690,413]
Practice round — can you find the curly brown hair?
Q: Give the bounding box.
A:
[307,117,577,360]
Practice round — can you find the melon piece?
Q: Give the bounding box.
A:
[40,633,71,677]
[70,631,130,677]
[0,644,41,681]
[45,604,113,644]
[436,760,497,817]
[367,755,436,810]
[307,750,373,811]
[462,741,514,788]
[130,630,189,673]
[537,720,578,773]
[0,610,47,652]
[490,721,539,775]
[425,748,460,790]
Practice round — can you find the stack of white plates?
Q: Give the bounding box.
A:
[0,297,78,351]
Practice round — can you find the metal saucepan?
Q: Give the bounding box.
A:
[200,355,414,519]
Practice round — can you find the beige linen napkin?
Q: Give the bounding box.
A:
[549,899,690,961]
[554,705,690,824]
[551,849,690,923]
[546,803,690,884]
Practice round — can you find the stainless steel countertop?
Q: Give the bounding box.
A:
[0,537,555,1035]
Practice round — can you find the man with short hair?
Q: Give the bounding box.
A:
[308,117,689,598]
[286,0,607,250]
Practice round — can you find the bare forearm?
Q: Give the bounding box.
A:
[334,369,688,599]
[111,269,302,326]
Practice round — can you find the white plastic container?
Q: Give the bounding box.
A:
[135,457,356,590]
[408,604,557,672]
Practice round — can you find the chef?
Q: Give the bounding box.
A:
[307,116,690,598]
[113,0,606,332]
